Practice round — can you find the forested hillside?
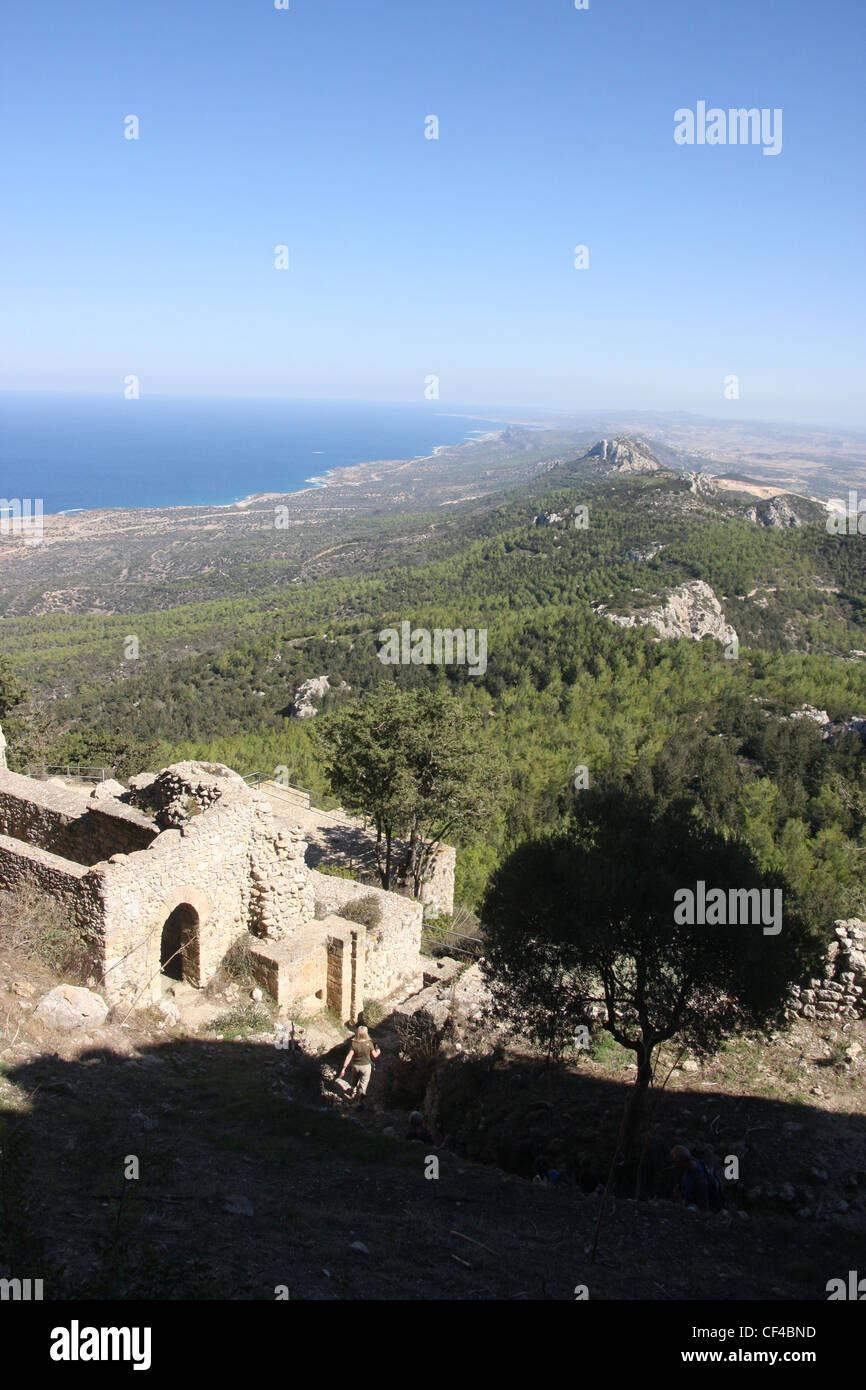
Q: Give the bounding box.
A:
[4,449,866,925]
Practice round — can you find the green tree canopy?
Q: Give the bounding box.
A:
[480,788,821,1151]
[0,657,25,721]
[314,686,506,894]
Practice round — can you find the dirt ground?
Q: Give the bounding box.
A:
[1,931,863,1302]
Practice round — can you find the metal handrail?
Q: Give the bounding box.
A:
[26,763,109,780]
[243,772,342,813]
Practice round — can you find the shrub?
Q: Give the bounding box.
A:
[362,998,385,1028]
[0,888,96,981]
[205,935,257,998]
[338,893,382,929]
[383,1014,440,1109]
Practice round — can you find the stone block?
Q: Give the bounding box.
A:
[422,956,464,988]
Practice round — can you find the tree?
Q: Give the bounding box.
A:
[0,657,24,721]
[480,789,819,1155]
[314,686,505,894]
[50,730,162,783]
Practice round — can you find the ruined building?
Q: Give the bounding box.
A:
[0,759,434,1020]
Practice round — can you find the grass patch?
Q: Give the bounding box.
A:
[211,1001,274,1038]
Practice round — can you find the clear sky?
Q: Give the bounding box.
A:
[1,0,863,426]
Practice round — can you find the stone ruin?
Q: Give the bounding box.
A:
[786,919,866,1022]
[0,759,426,1019]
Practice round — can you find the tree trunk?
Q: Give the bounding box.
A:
[621,1048,653,1157]
[383,826,392,891]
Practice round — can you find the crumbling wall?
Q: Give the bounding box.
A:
[127,761,247,829]
[787,919,866,1022]
[0,770,156,865]
[419,845,456,917]
[247,800,315,938]
[98,788,317,1008]
[309,870,423,1000]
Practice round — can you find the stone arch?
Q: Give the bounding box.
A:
[156,889,211,989]
[160,903,199,984]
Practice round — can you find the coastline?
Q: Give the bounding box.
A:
[38,426,513,518]
[206,426,508,512]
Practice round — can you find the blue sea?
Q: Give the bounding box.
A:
[0,394,507,514]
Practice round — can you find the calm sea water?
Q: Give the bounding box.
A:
[0,394,505,514]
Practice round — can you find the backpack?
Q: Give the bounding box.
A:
[685,1160,724,1212]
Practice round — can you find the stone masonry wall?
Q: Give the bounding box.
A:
[786,919,866,1022]
[97,788,317,1009]
[0,770,156,866]
[246,799,315,939]
[0,833,106,976]
[419,845,456,918]
[309,870,423,1000]
[0,832,91,919]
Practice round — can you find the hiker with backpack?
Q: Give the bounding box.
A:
[670,1145,724,1212]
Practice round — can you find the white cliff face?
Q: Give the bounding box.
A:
[290,675,351,719]
[595,579,738,647]
[0,723,7,771]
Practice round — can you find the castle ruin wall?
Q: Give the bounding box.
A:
[309,870,423,1000]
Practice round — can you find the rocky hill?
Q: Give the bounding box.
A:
[594,579,738,647]
[586,436,663,474]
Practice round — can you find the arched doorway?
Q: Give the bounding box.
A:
[160,903,200,985]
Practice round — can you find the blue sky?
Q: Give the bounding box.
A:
[1,0,863,426]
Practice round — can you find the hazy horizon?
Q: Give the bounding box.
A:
[2,387,864,438]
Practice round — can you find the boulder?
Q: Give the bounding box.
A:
[34,985,109,1031]
[289,675,351,720]
[90,778,127,801]
[422,956,464,989]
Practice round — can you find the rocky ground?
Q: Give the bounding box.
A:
[1,926,863,1302]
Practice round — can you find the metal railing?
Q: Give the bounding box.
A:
[243,772,342,813]
[26,763,110,781]
[421,925,483,959]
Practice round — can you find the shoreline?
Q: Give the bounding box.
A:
[38,427,512,519]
